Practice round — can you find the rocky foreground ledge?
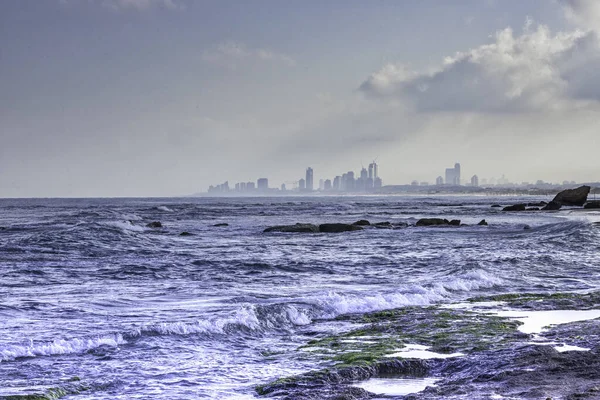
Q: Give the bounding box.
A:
[255,292,600,399]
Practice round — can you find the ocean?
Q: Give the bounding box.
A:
[1,196,599,399]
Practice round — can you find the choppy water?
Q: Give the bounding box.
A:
[1,196,599,399]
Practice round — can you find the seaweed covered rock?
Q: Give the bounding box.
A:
[146,221,163,228]
[319,223,363,233]
[264,224,319,233]
[352,220,371,226]
[502,204,526,212]
[416,218,449,227]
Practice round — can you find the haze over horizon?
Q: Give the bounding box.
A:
[2,0,600,197]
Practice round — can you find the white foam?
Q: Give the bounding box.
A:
[385,344,464,360]
[0,334,126,362]
[526,341,590,352]
[493,309,600,334]
[157,206,173,212]
[135,305,311,337]
[102,220,145,232]
[353,377,439,396]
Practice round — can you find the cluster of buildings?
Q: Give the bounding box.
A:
[207,162,383,194]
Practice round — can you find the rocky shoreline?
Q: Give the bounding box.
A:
[255,291,600,399]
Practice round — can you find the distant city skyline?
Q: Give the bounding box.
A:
[1,1,600,197]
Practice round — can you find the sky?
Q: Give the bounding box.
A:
[1,0,599,197]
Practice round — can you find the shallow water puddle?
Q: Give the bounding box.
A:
[526,341,591,352]
[385,344,464,359]
[353,377,439,396]
[493,309,600,334]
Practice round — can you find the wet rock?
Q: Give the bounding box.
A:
[264,224,320,233]
[526,207,540,211]
[478,219,488,226]
[584,201,600,209]
[551,185,591,206]
[213,223,229,227]
[416,218,449,227]
[393,222,409,228]
[448,219,461,226]
[542,201,562,211]
[146,221,163,228]
[502,204,526,212]
[523,224,531,230]
[319,223,363,233]
[179,232,193,236]
[491,204,502,208]
[373,222,393,229]
[352,220,371,226]
[527,201,547,207]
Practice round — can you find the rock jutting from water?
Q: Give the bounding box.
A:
[146,221,163,228]
[502,204,526,212]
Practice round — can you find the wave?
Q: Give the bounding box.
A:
[0,334,126,362]
[130,304,311,338]
[314,269,503,317]
[100,220,146,233]
[156,206,174,212]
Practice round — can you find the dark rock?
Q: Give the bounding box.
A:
[551,185,591,206]
[264,224,320,233]
[373,221,392,229]
[179,232,193,236]
[526,207,540,211]
[213,223,229,227]
[527,201,547,207]
[491,204,502,208]
[584,201,600,209]
[146,221,163,228]
[502,204,526,212]
[448,219,461,226]
[523,224,531,230]
[393,222,409,228]
[478,219,488,226]
[352,220,371,226]
[416,218,449,227]
[542,201,562,211]
[318,223,363,233]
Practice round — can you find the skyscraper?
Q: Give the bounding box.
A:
[471,175,479,187]
[305,167,314,191]
[436,176,444,186]
[257,178,268,191]
[298,178,306,190]
[445,163,461,186]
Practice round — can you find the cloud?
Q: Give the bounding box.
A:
[60,0,184,11]
[359,21,600,112]
[562,0,600,32]
[202,41,296,69]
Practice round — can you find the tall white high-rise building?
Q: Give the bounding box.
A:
[305,167,314,191]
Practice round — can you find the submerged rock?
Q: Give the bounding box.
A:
[542,201,562,211]
[319,223,363,233]
[213,223,229,227]
[448,219,461,226]
[415,218,449,227]
[179,232,193,236]
[146,221,163,228]
[353,220,371,226]
[491,204,502,208]
[263,223,320,233]
[502,204,526,212]
[551,185,591,206]
[584,201,600,209]
[527,201,547,207]
[373,221,393,229]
